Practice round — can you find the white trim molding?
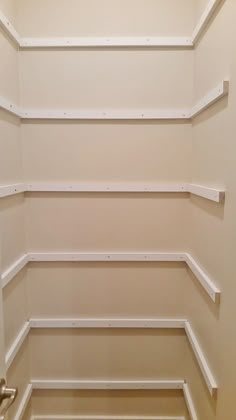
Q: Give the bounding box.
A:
[28,252,185,263]
[190,81,229,118]
[184,322,217,396]
[187,184,225,203]
[14,383,33,420]
[30,380,197,420]
[27,182,225,203]
[0,0,224,49]
[13,379,195,420]
[5,321,30,369]
[0,80,229,121]
[0,9,21,45]
[0,182,225,203]
[191,0,225,45]
[1,253,29,288]
[27,183,188,194]
[31,416,185,420]
[185,254,220,304]
[5,318,217,398]
[1,252,221,303]
[182,383,198,420]
[21,108,190,120]
[21,36,192,49]
[0,95,22,118]
[30,318,186,330]
[31,379,184,390]
[0,183,26,199]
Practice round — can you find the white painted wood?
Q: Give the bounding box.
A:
[27,182,225,202]
[182,384,198,420]
[0,183,26,199]
[31,416,185,420]
[0,81,229,120]
[0,0,224,49]
[20,36,192,48]
[5,317,216,397]
[29,318,216,394]
[192,0,224,45]
[21,108,190,120]
[14,383,33,420]
[0,182,226,204]
[5,322,30,369]
[27,183,188,193]
[1,252,220,305]
[31,380,185,390]
[1,254,29,289]
[190,80,229,118]
[28,253,220,303]
[184,322,217,396]
[30,380,196,419]
[0,95,22,118]
[0,217,7,379]
[185,254,221,303]
[28,252,186,263]
[0,10,21,45]
[188,184,225,203]
[30,318,186,329]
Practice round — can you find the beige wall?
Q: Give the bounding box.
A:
[26,262,189,318]
[29,329,188,379]
[16,0,195,37]
[189,0,236,419]
[25,193,190,252]
[19,50,193,109]
[30,389,189,419]
[22,122,191,183]
[0,195,26,270]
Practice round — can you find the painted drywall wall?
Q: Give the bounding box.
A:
[0,195,25,270]
[30,389,189,419]
[24,193,191,251]
[18,0,193,185]
[19,50,193,109]
[16,0,195,37]
[29,329,188,379]
[26,262,189,318]
[0,2,29,419]
[188,0,236,419]
[21,122,192,183]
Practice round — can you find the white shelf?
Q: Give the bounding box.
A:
[0,182,225,204]
[0,81,229,121]
[20,36,193,48]
[5,317,217,401]
[0,0,224,49]
[1,252,220,304]
[192,0,224,45]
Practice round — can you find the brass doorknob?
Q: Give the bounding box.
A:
[0,378,18,418]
